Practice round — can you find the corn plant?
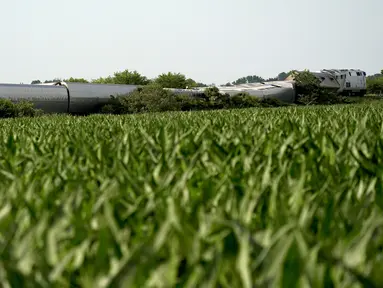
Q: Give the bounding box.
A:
[0,103,383,287]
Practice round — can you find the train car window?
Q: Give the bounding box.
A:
[346,82,351,87]
[363,72,366,76]
[356,72,361,76]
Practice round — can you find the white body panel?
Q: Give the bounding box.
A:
[167,81,296,103]
[321,69,367,95]
[288,69,367,96]
[343,70,366,92]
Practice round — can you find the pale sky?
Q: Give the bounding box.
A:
[1,0,381,85]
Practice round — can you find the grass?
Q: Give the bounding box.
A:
[1,102,383,287]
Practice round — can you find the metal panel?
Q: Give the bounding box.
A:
[217,81,296,103]
[0,83,69,113]
[66,83,138,113]
[166,81,296,103]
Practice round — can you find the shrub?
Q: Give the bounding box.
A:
[14,101,43,117]
[367,77,383,95]
[292,70,346,105]
[0,99,42,118]
[0,99,17,118]
[100,84,287,115]
[103,83,183,114]
[154,72,197,89]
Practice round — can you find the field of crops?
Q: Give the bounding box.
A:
[1,102,383,287]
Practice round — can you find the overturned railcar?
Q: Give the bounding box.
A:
[63,82,138,114]
[217,81,296,103]
[0,81,138,114]
[0,80,296,114]
[166,81,296,103]
[0,82,70,113]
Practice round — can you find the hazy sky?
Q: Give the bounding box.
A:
[1,0,381,85]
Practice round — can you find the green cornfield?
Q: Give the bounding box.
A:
[1,103,383,287]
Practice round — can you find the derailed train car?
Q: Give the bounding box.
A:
[0,80,297,114]
[0,68,367,114]
[0,81,138,114]
[0,83,70,113]
[217,81,296,102]
[166,81,296,103]
[64,82,138,113]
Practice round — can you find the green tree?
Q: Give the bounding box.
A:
[367,77,383,94]
[91,76,115,84]
[232,75,265,85]
[155,72,195,89]
[44,78,61,83]
[185,78,198,88]
[64,77,89,83]
[113,69,150,85]
[293,70,340,104]
[31,80,41,84]
[91,69,150,85]
[381,69,383,75]
[277,72,288,81]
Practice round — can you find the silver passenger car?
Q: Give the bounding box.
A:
[218,81,296,103]
[166,81,296,104]
[65,82,138,113]
[0,83,69,113]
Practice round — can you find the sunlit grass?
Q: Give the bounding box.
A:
[1,103,383,287]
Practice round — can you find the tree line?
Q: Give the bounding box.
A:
[30,68,383,94]
[30,71,207,89]
[30,70,294,89]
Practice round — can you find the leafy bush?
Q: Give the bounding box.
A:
[292,70,346,105]
[14,101,43,117]
[0,99,43,118]
[367,76,383,94]
[103,83,183,114]
[100,84,285,114]
[0,99,17,118]
[154,72,198,88]
[92,69,151,85]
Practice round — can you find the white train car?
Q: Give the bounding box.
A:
[166,81,296,103]
[321,69,367,96]
[287,69,367,96]
[217,81,296,103]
